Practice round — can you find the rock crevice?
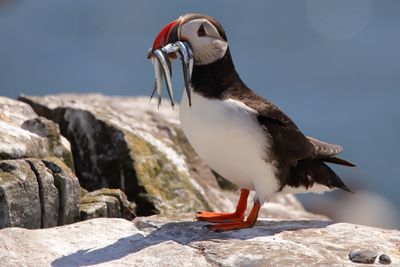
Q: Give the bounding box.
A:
[25,159,59,228]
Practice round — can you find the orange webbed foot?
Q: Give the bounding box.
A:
[196,211,245,223]
[195,188,249,223]
[205,200,261,232]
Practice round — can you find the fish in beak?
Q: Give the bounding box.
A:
[148,19,193,108]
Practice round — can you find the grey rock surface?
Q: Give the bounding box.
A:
[349,249,379,264]
[0,160,41,229]
[0,216,398,267]
[0,97,73,168]
[379,254,392,265]
[43,158,80,225]
[0,158,80,229]
[80,202,108,220]
[80,188,136,220]
[25,159,59,228]
[0,97,81,229]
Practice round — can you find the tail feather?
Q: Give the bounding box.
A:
[322,156,356,167]
[284,159,353,193]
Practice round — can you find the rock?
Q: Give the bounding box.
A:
[80,188,136,220]
[80,202,108,220]
[25,159,59,228]
[22,117,74,169]
[0,159,41,229]
[349,249,379,264]
[0,216,399,266]
[43,158,80,225]
[0,157,80,229]
[379,254,392,265]
[0,97,73,168]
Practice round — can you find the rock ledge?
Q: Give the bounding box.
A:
[0,215,398,266]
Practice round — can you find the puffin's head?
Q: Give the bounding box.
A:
[151,13,228,65]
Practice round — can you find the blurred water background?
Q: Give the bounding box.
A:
[0,0,399,227]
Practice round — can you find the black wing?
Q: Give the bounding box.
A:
[224,87,316,161]
[224,86,354,165]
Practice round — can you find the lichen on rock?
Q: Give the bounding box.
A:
[125,132,208,215]
[80,188,136,220]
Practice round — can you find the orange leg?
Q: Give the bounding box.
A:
[196,189,250,223]
[206,200,262,232]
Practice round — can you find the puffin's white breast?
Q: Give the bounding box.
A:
[179,91,280,202]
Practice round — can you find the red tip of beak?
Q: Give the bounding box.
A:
[152,20,178,51]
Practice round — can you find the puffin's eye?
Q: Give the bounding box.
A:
[197,23,206,37]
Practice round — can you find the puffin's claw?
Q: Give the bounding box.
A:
[149,41,193,108]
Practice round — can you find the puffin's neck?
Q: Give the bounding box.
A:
[190,48,243,98]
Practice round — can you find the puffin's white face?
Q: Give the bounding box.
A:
[179,18,228,65]
[149,14,229,106]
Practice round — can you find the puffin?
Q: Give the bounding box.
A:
[149,13,355,232]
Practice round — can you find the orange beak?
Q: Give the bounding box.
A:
[152,20,179,51]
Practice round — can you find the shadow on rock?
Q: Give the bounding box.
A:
[51,219,333,267]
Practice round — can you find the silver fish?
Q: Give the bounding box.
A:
[151,56,164,108]
[153,49,174,107]
[149,41,194,108]
[175,41,193,106]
